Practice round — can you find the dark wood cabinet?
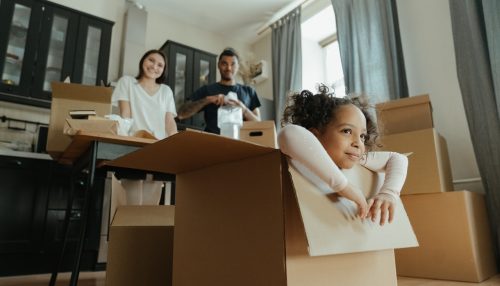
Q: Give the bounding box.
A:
[160,40,217,130]
[0,155,103,276]
[0,0,113,108]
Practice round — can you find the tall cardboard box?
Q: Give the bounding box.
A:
[47,82,113,159]
[380,128,453,194]
[108,131,418,286]
[239,120,277,148]
[376,94,433,135]
[105,206,175,286]
[396,191,497,282]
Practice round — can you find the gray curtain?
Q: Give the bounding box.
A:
[331,0,408,103]
[449,0,500,263]
[271,8,302,127]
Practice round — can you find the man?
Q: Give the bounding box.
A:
[177,48,261,134]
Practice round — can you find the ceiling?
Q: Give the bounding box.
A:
[137,0,300,44]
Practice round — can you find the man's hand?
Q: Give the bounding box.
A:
[366,193,397,226]
[206,94,225,106]
[337,184,368,219]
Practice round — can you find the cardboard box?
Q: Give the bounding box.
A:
[380,128,453,194]
[63,117,118,136]
[239,120,277,148]
[47,82,113,159]
[396,191,497,282]
[105,206,175,286]
[107,131,418,286]
[376,94,433,135]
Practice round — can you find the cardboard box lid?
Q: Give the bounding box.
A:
[288,165,419,256]
[112,206,174,227]
[106,130,277,174]
[376,94,431,111]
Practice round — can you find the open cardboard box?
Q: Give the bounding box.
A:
[107,131,418,286]
[106,206,175,286]
[47,82,113,159]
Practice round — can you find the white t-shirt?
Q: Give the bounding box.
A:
[112,76,177,139]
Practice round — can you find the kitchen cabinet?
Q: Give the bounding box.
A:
[0,155,103,276]
[160,40,217,130]
[0,0,113,108]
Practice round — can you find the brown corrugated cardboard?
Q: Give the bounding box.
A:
[239,120,277,148]
[380,128,453,194]
[105,206,174,286]
[47,82,112,159]
[106,131,417,286]
[396,191,497,282]
[376,94,433,135]
[63,118,118,136]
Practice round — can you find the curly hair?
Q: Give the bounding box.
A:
[281,85,380,151]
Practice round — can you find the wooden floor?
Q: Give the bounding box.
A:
[0,272,499,286]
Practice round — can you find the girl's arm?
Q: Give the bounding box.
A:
[360,152,408,199]
[118,100,132,118]
[278,124,348,192]
[278,124,368,218]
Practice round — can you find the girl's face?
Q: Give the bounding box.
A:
[141,53,165,80]
[312,104,367,169]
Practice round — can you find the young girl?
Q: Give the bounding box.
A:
[112,49,177,139]
[278,87,408,225]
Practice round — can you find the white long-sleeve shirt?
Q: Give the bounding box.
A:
[278,124,408,198]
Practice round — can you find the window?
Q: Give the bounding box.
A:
[301,4,345,97]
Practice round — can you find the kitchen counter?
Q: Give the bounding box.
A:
[0,148,53,160]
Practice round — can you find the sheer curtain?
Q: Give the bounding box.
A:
[330,0,408,102]
[271,7,302,127]
[449,0,500,263]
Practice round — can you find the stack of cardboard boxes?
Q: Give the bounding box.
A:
[376,95,497,282]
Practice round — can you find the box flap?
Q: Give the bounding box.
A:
[107,130,277,174]
[112,206,174,227]
[51,82,112,102]
[288,164,418,256]
[376,94,430,111]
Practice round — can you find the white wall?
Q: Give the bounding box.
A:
[396,0,482,192]
[251,33,273,100]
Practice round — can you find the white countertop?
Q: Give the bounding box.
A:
[0,148,53,160]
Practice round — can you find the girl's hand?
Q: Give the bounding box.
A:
[337,184,368,219]
[366,193,397,226]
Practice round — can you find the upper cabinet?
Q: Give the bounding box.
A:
[160,40,217,130]
[0,0,113,108]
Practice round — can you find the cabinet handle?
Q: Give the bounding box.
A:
[9,159,22,166]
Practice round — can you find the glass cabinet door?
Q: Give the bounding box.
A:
[73,17,111,86]
[32,5,77,100]
[0,0,41,96]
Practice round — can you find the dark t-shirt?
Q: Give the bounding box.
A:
[191,82,261,134]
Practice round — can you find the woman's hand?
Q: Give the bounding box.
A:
[337,184,369,219]
[366,193,397,226]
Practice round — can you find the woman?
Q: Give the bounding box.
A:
[112,49,177,139]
